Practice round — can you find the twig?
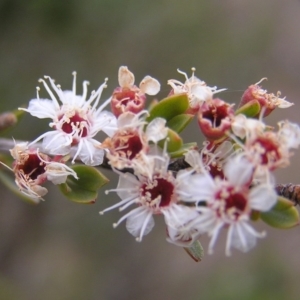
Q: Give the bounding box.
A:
[0,138,299,204]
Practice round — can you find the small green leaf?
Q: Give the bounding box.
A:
[184,240,204,262]
[235,99,260,118]
[158,128,183,153]
[169,142,197,158]
[0,170,39,205]
[261,196,300,229]
[147,93,189,123]
[167,114,194,133]
[59,165,109,204]
[250,210,261,221]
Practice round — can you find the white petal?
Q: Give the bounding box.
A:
[116,173,140,200]
[61,91,84,106]
[224,156,253,186]
[94,111,118,137]
[177,173,215,202]
[191,84,213,102]
[193,207,217,234]
[126,208,154,238]
[276,98,293,108]
[24,99,57,119]
[230,222,259,253]
[78,139,104,166]
[10,142,29,160]
[249,184,277,211]
[117,112,136,128]
[146,118,168,143]
[139,76,160,95]
[42,132,71,155]
[278,121,300,149]
[118,66,135,88]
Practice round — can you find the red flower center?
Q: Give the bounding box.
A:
[252,136,280,165]
[215,186,247,219]
[141,176,175,209]
[115,89,139,105]
[112,130,143,160]
[20,154,46,180]
[202,103,229,128]
[60,113,88,137]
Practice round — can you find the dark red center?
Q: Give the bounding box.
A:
[115,89,140,105]
[253,136,280,165]
[141,177,174,208]
[202,104,229,128]
[215,187,247,219]
[60,113,88,137]
[113,130,143,160]
[20,154,46,180]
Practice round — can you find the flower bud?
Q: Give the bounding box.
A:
[111,66,160,117]
[111,85,147,117]
[197,98,234,140]
[240,79,293,117]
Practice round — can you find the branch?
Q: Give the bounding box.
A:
[0,138,299,204]
[275,184,300,206]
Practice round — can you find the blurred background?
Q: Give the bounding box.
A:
[1,0,300,299]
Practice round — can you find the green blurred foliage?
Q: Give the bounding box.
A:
[1,1,300,299]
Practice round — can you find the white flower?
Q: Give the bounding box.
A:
[111,66,160,117]
[187,156,277,255]
[277,120,300,149]
[102,111,168,170]
[20,72,117,166]
[164,204,200,247]
[9,142,78,202]
[231,114,266,140]
[168,68,226,111]
[184,140,234,177]
[100,147,199,242]
[231,117,300,181]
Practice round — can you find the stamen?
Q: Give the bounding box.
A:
[255,77,267,86]
[177,69,189,82]
[72,71,77,95]
[38,78,60,110]
[82,80,90,100]
[36,87,40,99]
[112,206,145,228]
[138,211,153,242]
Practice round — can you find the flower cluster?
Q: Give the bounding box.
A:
[2,66,300,259]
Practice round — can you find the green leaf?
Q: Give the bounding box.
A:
[261,196,300,229]
[169,142,197,158]
[158,128,183,153]
[147,93,189,123]
[250,210,261,221]
[184,240,204,262]
[235,99,260,118]
[59,165,109,204]
[167,114,194,133]
[0,170,39,205]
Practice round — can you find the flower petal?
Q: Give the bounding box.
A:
[77,139,104,166]
[224,156,253,186]
[23,99,57,119]
[118,66,135,88]
[126,208,154,238]
[116,173,140,200]
[146,117,168,143]
[249,183,277,211]
[229,222,261,254]
[42,131,71,155]
[139,76,160,95]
